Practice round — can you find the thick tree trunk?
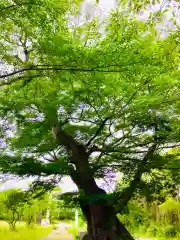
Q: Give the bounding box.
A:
[52,125,135,239]
[78,185,134,240]
[69,163,134,239]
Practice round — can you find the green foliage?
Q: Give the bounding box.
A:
[118,197,180,238]
[0,189,26,230]
[23,197,49,227]
[159,197,180,227]
[54,198,77,220]
[163,225,177,238]
[0,188,55,229]
[117,200,150,232]
[1,0,180,174]
[138,169,179,202]
[1,1,180,236]
[160,198,180,215]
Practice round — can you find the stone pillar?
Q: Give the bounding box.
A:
[79,232,91,240]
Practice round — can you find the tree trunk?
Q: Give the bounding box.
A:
[52,125,135,239]
[8,221,16,231]
[69,164,134,239]
[78,185,134,240]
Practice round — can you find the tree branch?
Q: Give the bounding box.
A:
[89,146,147,154]
[86,116,111,147]
[1,2,41,11]
[0,65,138,80]
[51,124,91,173]
[115,143,157,212]
[52,124,81,151]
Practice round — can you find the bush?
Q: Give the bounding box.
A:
[117,198,180,238]
[146,223,159,237]
[57,207,74,220]
[117,200,150,232]
[163,225,177,237]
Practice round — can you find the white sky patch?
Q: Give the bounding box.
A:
[0,177,35,191]
[0,175,117,193]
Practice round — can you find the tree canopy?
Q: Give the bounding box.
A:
[1,1,180,238]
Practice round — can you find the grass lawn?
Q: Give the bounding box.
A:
[0,221,52,240]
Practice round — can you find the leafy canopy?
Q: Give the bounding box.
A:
[0,0,180,197]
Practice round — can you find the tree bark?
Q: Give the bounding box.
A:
[78,187,134,240]
[52,125,135,239]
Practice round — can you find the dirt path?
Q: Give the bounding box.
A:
[42,222,74,240]
[137,238,152,240]
[42,223,152,240]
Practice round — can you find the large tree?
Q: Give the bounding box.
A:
[0,0,180,239]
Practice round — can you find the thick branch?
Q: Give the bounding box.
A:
[51,124,103,195]
[52,124,90,172]
[52,124,85,153]
[115,143,157,212]
[0,65,136,80]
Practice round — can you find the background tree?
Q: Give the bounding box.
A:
[115,147,180,238]
[1,0,180,239]
[23,194,50,227]
[0,189,25,230]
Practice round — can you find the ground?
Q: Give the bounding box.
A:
[0,221,52,240]
[0,220,178,240]
[42,222,74,240]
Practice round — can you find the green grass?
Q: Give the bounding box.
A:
[67,221,87,239]
[0,221,52,240]
[135,232,180,240]
[67,225,79,238]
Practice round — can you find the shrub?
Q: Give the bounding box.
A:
[163,224,177,237]
[117,200,150,232]
[146,223,159,237]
